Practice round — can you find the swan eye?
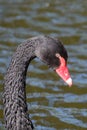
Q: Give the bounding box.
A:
[55,53,60,58]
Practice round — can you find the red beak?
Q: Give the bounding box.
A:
[55,55,72,87]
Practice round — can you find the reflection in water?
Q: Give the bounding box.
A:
[0,0,87,129]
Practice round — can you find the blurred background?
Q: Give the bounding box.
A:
[0,0,87,129]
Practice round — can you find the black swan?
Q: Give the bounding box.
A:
[3,35,72,130]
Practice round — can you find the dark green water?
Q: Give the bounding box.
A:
[0,0,87,130]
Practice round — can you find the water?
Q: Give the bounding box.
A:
[0,0,87,129]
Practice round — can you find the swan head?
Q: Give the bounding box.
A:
[35,36,72,86]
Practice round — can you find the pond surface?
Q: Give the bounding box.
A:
[0,0,87,130]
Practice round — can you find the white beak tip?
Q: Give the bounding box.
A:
[66,78,72,87]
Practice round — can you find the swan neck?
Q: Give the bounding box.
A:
[4,40,37,129]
